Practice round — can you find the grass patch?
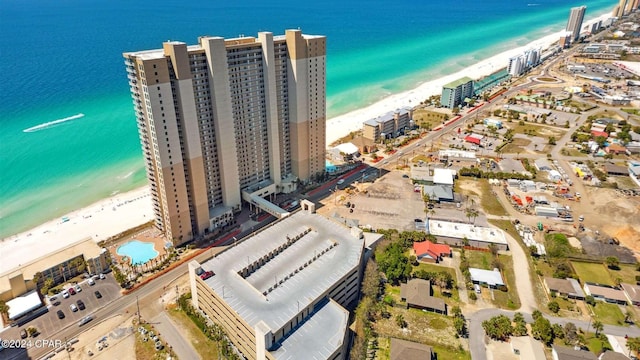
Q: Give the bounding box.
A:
[622,108,640,115]
[501,138,532,154]
[411,154,431,163]
[562,147,588,157]
[590,302,627,326]
[167,306,219,359]
[476,179,508,216]
[467,250,492,270]
[494,254,521,310]
[583,332,613,354]
[609,264,639,285]
[412,263,460,303]
[571,261,613,286]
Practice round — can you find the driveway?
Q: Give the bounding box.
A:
[151,312,199,360]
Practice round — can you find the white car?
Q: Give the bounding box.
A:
[61,290,70,299]
[74,284,82,293]
[337,179,344,185]
[87,278,95,286]
[99,273,106,280]
[70,303,78,312]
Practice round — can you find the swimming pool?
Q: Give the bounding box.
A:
[325,160,337,173]
[117,240,159,265]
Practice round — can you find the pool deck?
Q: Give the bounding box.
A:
[108,228,167,266]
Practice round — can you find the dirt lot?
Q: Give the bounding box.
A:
[317,171,426,231]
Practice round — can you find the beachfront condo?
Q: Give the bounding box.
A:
[566,6,587,43]
[123,30,326,246]
[440,77,474,109]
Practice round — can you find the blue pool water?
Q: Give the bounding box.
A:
[117,240,159,265]
[325,160,337,173]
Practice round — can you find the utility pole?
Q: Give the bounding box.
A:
[136,296,141,324]
[175,285,179,310]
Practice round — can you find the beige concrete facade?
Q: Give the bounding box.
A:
[124,30,326,245]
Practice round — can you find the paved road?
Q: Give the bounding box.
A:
[152,312,200,360]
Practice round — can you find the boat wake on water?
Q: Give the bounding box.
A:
[22,113,85,133]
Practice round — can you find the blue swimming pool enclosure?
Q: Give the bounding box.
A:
[117,240,159,265]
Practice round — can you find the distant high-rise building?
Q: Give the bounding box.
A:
[614,0,630,16]
[123,30,326,245]
[506,48,541,77]
[440,77,474,109]
[566,6,587,42]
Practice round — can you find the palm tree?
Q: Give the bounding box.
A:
[0,300,10,326]
[592,320,604,336]
[425,207,436,220]
[626,336,640,357]
[465,208,479,224]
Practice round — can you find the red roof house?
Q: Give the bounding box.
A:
[591,130,608,138]
[605,143,627,155]
[413,241,452,263]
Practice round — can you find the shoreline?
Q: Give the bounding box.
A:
[325,11,613,144]
[1,11,614,244]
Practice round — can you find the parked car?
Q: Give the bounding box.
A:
[68,287,76,296]
[337,179,345,185]
[99,273,106,280]
[61,290,70,298]
[78,315,93,327]
[88,278,95,286]
[94,291,102,299]
[50,296,60,306]
[77,300,85,311]
[70,303,78,312]
[199,271,214,280]
[57,310,65,319]
[20,329,27,339]
[74,284,82,293]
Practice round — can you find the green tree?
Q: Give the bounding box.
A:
[512,312,528,336]
[465,208,479,224]
[361,260,381,299]
[375,242,412,284]
[548,301,560,313]
[531,316,554,346]
[552,323,565,340]
[564,322,579,346]
[454,317,467,337]
[482,315,513,341]
[592,320,604,336]
[626,336,640,358]
[585,295,596,306]
[395,314,406,328]
[548,136,557,145]
[605,256,620,270]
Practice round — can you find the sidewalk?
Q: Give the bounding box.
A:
[151,312,199,360]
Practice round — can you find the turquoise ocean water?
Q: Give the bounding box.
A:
[0,0,617,238]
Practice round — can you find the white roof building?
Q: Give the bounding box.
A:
[469,268,504,287]
[7,291,43,320]
[548,170,562,181]
[432,168,455,185]
[334,142,359,155]
[427,220,508,249]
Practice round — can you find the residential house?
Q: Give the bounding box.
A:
[469,268,505,289]
[621,283,640,306]
[400,279,447,314]
[629,161,640,187]
[544,277,586,300]
[606,143,627,155]
[552,345,598,360]
[604,163,628,176]
[583,283,628,305]
[598,351,630,360]
[413,241,452,263]
[390,338,435,360]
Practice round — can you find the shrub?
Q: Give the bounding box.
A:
[548,301,560,313]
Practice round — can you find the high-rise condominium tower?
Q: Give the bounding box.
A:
[123,30,326,245]
[566,6,587,42]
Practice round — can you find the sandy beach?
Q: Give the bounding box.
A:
[325,13,613,145]
[1,13,613,266]
[0,187,153,274]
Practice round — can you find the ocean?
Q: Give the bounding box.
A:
[0,0,617,238]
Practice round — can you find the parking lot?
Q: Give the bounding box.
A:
[1,274,121,349]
